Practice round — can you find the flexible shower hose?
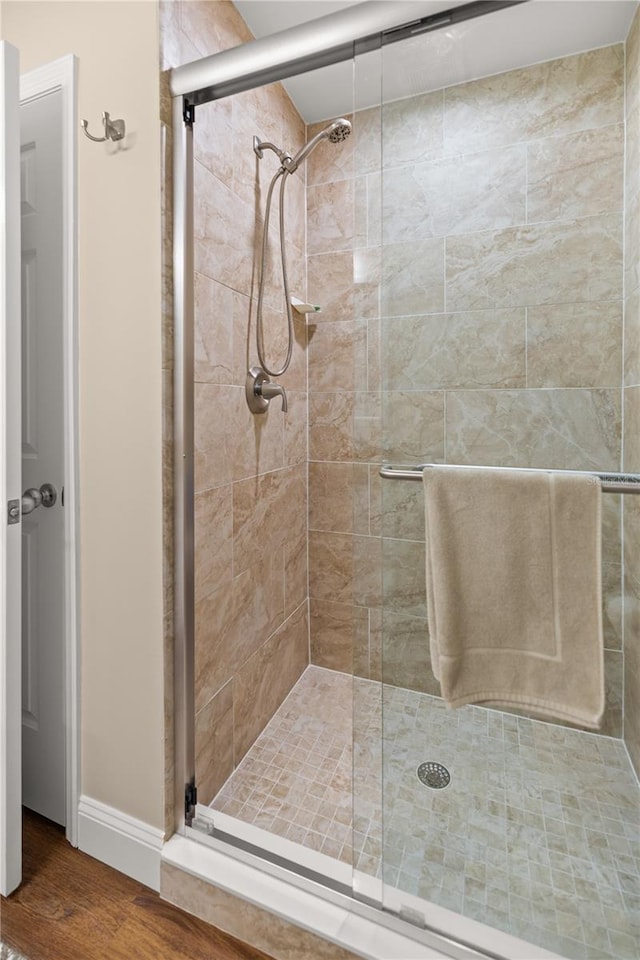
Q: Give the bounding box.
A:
[255,165,294,379]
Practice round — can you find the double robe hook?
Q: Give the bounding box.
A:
[81,111,125,143]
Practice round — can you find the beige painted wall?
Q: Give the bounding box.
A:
[1,1,165,828]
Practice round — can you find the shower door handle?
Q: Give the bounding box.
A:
[21,483,58,515]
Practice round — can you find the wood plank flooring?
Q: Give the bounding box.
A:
[0,809,274,960]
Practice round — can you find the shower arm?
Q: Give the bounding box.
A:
[253,136,292,166]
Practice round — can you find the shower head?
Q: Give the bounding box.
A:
[284,117,352,174]
[327,119,351,143]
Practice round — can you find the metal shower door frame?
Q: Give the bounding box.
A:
[172,94,195,834]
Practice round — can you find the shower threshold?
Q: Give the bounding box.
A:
[204,666,639,960]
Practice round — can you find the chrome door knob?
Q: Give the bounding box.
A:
[21,483,58,515]
[22,488,42,515]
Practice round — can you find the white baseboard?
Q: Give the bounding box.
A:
[77,795,164,891]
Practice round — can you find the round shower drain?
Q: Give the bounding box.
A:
[417,761,450,789]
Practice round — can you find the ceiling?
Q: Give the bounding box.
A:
[233,0,638,122]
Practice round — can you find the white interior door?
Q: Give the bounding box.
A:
[0,39,22,898]
[20,86,66,827]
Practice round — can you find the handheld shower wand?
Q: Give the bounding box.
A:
[251,118,352,391]
[283,118,352,174]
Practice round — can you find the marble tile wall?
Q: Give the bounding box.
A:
[307,44,626,737]
[624,7,640,780]
[161,0,309,805]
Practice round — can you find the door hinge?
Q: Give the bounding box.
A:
[185,778,197,825]
[7,499,20,525]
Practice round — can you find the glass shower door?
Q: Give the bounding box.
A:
[373,11,639,960]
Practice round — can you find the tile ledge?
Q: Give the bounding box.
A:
[161,834,445,959]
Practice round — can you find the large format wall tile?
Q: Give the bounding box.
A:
[627,6,640,120]
[444,45,624,156]
[307,320,367,393]
[602,495,622,566]
[383,309,526,390]
[446,389,621,471]
[309,531,355,606]
[309,392,381,463]
[309,393,355,462]
[195,681,234,807]
[381,611,438,695]
[527,124,624,223]
[194,96,234,188]
[194,160,255,296]
[381,90,443,169]
[284,390,307,467]
[381,538,427,619]
[309,461,369,535]
[194,273,241,386]
[446,214,623,311]
[602,562,623,651]
[234,601,308,759]
[194,383,233,491]
[624,564,640,777]
[309,599,368,674]
[624,384,640,472]
[625,179,640,297]
[624,289,640,387]
[526,301,623,389]
[307,179,354,255]
[627,89,640,197]
[195,553,286,713]
[358,173,380,248]
[372,466,425,542]
[309,532,381,609]
[194,485,232,604]
[284,529,308,619]
[381,238,444,317]
[233,465,306,575]
[382,391,445,463]
[306,248,379,324]
[381,145,526,243]
[307,251,354,323]
[601,650,623,738]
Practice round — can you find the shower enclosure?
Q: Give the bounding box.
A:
[166,2,640,958]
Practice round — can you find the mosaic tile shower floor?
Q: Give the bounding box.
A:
[212,666,640,960]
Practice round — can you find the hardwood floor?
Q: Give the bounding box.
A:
[0,809,274,960]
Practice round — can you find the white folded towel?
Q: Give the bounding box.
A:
[424,465,604,729]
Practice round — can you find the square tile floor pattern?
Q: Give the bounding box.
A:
[212,666,640,960]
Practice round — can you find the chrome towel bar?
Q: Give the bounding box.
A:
[379,463,640,494]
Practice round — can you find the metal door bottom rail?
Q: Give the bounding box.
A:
[380,463,640,494]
